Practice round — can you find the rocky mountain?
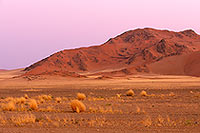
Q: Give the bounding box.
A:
[24,28,200,77]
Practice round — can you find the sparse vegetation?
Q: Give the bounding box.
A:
[77,93,86,100]
[38,94,52,101]
[157,115,164,126]
[11,113,36,126]
[0,87,198,131]
[70,100,86,113]
[16,97,26,104]
[55,97,62,103]
[126,89,134,96]
[140,90,148,96]
[88,97,105,101]
[116,94,121,98]
[143,116,152,127]
[168,92,175,96]
[2,101,15,111]
[136,106,145,114]
[24,94,29,99]
[28,99,38,110]
[136,106,141,114]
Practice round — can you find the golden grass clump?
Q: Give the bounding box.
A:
[24,94,29,99]
[88,97,105,101]
[166,115,176,126]
[62,97,68,101]
[55,97,62,103]
[46,106,55,112]
[136,106,141,114]
[77,93,86,100]
[157,115,164,126]
[39,99,45,104]
[126,89,135,96]
[90,106,114,114]
[29,99,38,110]
[11,113,36,126]
[143,116,152,127]
[136,106,146,114]
[140,90,148,96]
[169,92,175,96]
[16,97,26,104]
[70,100,86,113]
[39,106,56,112]
[38,94,52,101]
[2,101,16,111]
[116,94,121,98]
[4,97,14,102]
[0,115,7,125]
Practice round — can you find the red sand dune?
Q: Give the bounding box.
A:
[149,51,200,77]
[0,69,7,72]
[24,28,200,77]
[184,51,200,76]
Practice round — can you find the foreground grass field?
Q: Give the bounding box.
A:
[0,88,200,132]
[0,73,200,132]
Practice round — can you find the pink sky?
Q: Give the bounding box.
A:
[0,0,200,69]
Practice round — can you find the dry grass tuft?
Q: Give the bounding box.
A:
[39,99,45,104]
[11,113,36,126]
[62,97,68,101]
[143,116,152,127]
[1,101,16,111]
[46,106,55,112]
[136,106,145,114]
[89,106,122,114]
[88,97,105,101]
[140,90,148,96]
[168,92,175,97]
[24,94,29,99]
[126,89,135,96]
[38,94,52,101]
[136,106,141,114]
[167,115,176,126]
[70,100,86,113]
[16,97,26,104]
[150,94,156,97]
[77,93,86,100]
[29,99,38,110]
[0,114,7,125]
[157,115,164,126]
[39,106,56,112]
[17,104,26,111]
[4,97,14,102]
[116,94,121,98]
[55,97,62,103]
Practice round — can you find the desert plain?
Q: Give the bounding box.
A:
[0,69,200,133]
[1,28,200,132]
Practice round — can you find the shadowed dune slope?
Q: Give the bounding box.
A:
[23,28,200,77]
[184,51,200,76]
[149,51,200,76]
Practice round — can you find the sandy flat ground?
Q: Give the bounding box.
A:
[0,70,200,132]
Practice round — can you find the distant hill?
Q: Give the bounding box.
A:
[24,28,200,77]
